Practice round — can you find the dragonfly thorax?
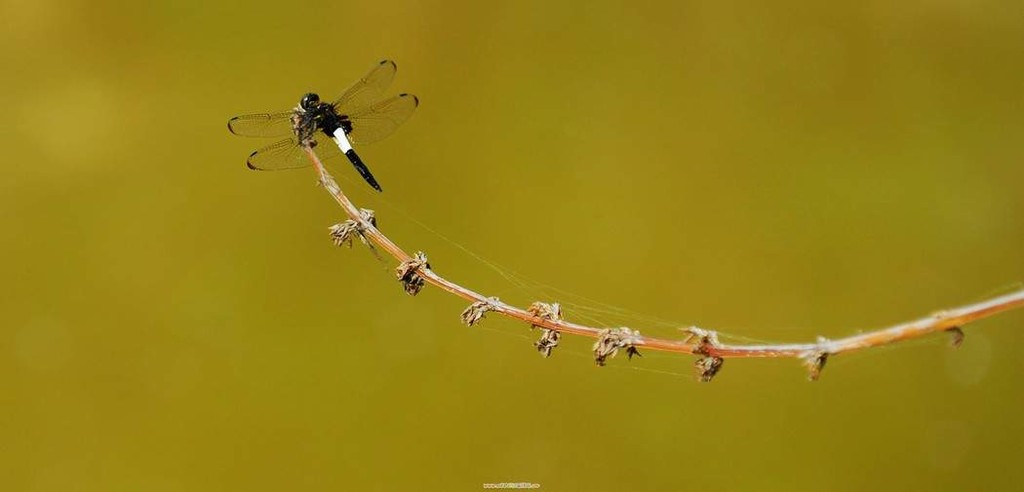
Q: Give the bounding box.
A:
[292,92,349,145]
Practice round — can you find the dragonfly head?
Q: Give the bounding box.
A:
[300,93,321,111]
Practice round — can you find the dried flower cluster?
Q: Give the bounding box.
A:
[946,327,965,348]
[527,302,562,357]
[461,297,500,326]
[329,209,378,257]
[682,327,725,382]
[694,356,724,382]
[592,327,642,366]
[396,252,430,296]
[802,337,832,381]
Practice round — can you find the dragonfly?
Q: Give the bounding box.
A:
[227,59,418,192]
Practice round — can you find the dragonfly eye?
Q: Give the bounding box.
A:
[300,93,320,109]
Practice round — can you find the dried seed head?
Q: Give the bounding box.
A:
[680,326,721,355]
[802,337,832,381]
[396,252,430,296]
[804,352,828,381]
[328,220,362,248]
[527,301,563,357]
[461,297,500,327]
[328,209,378,254]
[527,302,562,324]
[695,356,724,382]
[534,329,561,358]
[592,327,642,366]
[946,327,965,348]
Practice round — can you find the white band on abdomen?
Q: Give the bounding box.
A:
[332,128,354,153]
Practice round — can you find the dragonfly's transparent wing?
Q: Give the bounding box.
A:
[228,111,295,138]
[346,93,419,145]
[245,138,309,170]
[312,132,344,161]
[245,135,344,171]
[331,59,398,113]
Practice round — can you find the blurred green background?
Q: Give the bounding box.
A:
[2,0,1023,490]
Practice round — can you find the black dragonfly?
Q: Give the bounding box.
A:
[227,59,418,192]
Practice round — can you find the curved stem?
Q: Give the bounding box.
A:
[304,147,1024,374]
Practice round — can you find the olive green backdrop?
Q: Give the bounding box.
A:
[2,0,1023,490]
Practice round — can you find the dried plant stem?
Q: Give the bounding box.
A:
[304,147,1024,378]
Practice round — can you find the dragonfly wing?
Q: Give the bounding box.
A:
[346,93,419,145]
[312,132,344,161]
[246,138,310,171]
[246,134,346,171]
[331,59,398,112]
[228,111,295,138]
